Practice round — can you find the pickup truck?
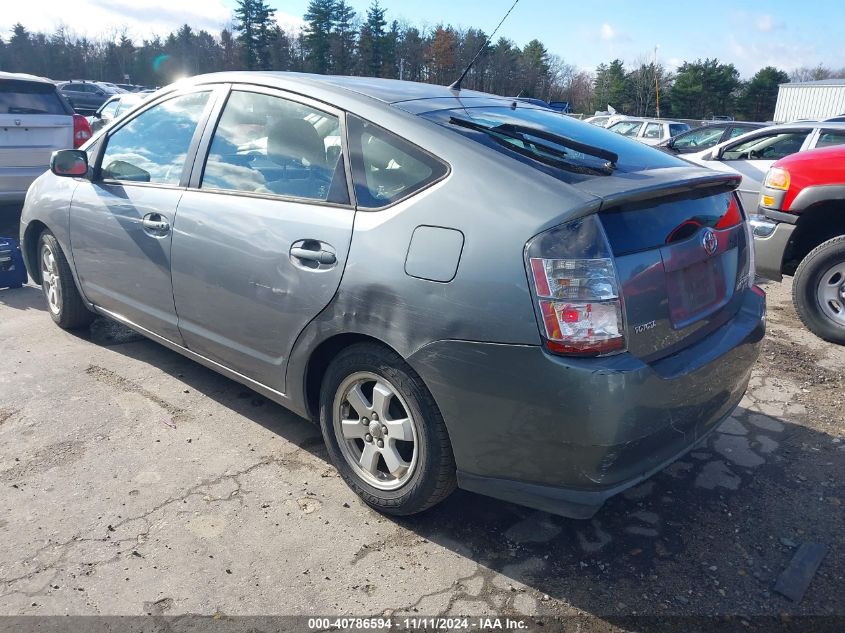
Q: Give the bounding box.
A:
[753,144,845,343]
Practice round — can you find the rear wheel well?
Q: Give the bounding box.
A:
[304,334,401,422]
[783,202,845,275]
[23,220,48,284]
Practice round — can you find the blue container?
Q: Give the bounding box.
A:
[0,237,27,289]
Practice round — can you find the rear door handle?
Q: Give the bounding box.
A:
[142,214,170,234]
[290,246,336,265]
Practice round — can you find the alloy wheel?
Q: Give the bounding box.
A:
[332,371,419,491]
[41,243,62,315]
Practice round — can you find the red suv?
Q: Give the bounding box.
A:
[754,145,845,343]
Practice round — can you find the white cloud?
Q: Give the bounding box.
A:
[727,33,816,76]
[1,0,303,41]
[600,23,616,41]
[755,14,783,33]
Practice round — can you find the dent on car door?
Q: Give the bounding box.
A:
[718,129,812,211]
[170,87,354,393]
[69,88,218,342]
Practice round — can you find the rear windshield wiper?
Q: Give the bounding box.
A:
[448,116,618,175]
[7,107,49,115]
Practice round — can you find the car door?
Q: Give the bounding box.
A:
[170,86,354,392]
[641,122,663,145]
[69,87,220,342]
[716,128,813,210]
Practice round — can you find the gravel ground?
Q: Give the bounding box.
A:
[0,205,843,629]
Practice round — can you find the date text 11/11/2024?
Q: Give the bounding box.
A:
[307,617,530,630]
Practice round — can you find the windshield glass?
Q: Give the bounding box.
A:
[0,80,68,115]
[608,120,643,136]
[420,106,681,181]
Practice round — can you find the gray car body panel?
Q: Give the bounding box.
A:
[20,72,765,517]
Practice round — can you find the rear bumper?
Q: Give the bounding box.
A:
[408,289,765,518]
[0,166,48,203]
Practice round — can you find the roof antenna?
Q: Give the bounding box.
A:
[449,0,520,92]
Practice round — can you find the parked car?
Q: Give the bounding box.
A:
[659,121,766,154]
[0,72,91,202]
[57,81,120,113]
[20,73,765,518]
[752,145,845,343]
[682,122,845,212]
[87,92,149,133]
[584,113,629,128]
[607,118,691,145]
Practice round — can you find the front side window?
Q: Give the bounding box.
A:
[728,126,753,140]
[673,125,724,149]
[99,100,119,119]
[201,90,346,203]
[721,131,810,161]
[644,122,663,139]
[99,91,210,185]
[347,114,449,209]
[608,121,643,137]
[816,130,845,148]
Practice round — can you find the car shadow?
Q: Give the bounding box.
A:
[75,317,844,621]
[0,284,45,312]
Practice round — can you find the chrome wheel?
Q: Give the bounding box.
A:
[41,243,62,315]
[332,371,418,491]
[816,262,845,326]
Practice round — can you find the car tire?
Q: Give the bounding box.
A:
[319,342,456,515]
[793,235,845,345]
[38,230,95,330]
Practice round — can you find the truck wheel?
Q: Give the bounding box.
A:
[39,231,95,330]
[319,343,456,515]
[793,235,845,345]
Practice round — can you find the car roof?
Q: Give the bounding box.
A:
[180,72,491,107]
[0,71,55,85]
[609,117,687,125]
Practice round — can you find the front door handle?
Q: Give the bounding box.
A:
[290,240,337,266]
[142,214,170,234]
[291,246,336,265]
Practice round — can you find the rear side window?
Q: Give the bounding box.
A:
[644,123,663,139]
[347,114,448,209]
[816,130,845,148]
[0,80,68,115]
[201,90,347,204]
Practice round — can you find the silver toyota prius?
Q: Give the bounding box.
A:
[20,72,766,518]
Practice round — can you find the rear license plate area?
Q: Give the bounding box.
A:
[666,258,724,328]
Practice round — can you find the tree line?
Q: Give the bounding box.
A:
[1,0,843,121]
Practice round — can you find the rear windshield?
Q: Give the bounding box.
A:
[420,106,681,183]
[0,80,68,115]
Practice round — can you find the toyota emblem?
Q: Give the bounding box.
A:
[701,228,718,256]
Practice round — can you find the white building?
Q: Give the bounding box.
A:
[773,79,845,123]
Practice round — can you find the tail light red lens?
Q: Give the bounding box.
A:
[526,215,625,356]
[715,195,742,229]
[72,114,92,148]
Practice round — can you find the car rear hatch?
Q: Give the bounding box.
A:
[0,78,73,169]
[584,168,752,361]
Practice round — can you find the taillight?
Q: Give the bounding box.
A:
[525,215,625,356]
[715,195,742,229]
[72,114,92,148]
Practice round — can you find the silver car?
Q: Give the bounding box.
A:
[20,73,765,518]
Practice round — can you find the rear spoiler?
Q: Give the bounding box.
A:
[576,168,742,211]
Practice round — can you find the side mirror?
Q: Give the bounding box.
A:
[666,138,675,149]
[51,150,88,177]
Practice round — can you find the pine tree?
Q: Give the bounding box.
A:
[358,0,387,76]
[331,1,356,75]
[234,0,276,70]
[304,0,335,74]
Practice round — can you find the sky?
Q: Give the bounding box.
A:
[3,0,843,78]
